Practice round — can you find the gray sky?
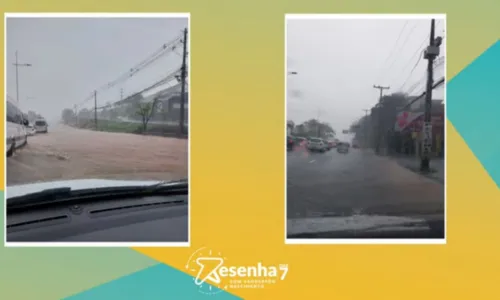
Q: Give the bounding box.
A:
[6,17,188,121]
[286,17,445,134]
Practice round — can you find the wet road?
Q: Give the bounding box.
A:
[7,124,188,186]
[287,146,444,220]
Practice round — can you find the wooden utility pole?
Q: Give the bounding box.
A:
[13,50,32,107]
[316,109,321,137]
[362,109,370,148]
[420,19,442,172]
[94,90,98,131]
[74,104,78,126]
[179,28,188,135]
[372,85,390,154]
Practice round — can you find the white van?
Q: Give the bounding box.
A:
[34,118,48,133]
[6,100,29,157]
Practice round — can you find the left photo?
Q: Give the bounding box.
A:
[5,13,190,245]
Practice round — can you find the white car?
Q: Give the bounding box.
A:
[307,138,327,152]
[6,101,28,157]
[26,125,37,136]
[34,119,48,133]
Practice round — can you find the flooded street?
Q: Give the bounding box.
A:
[7,124,188,186]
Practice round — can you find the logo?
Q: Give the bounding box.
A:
[186,247,289,295]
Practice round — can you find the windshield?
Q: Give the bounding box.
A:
[286,17,445,238]
[6,17,189,191]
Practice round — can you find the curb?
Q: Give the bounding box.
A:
[396,162,444,185]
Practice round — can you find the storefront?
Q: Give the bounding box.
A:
[394,110,445,158]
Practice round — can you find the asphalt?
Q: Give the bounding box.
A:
[286,146,445,220]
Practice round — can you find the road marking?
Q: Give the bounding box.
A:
[309,160,316,163]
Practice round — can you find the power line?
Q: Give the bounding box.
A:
[398,76,445,111]
[380,21,409,69]
[398,54,444,93]
[382,21,420,78]
[384,19,444,89]
[76,33,183,107]
[92,67,182,111]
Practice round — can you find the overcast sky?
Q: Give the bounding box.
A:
[6,17,188,121]
[286,17,445,134]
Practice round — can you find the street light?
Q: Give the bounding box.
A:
[13,50,32,106]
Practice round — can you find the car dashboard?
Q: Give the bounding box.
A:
[6,194,188,242]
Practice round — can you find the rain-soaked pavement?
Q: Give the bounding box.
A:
[6,124,188,186]
[287,146,444,220]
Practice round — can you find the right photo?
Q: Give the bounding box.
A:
[286,14,446,242]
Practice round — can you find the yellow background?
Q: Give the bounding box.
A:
[2,0,500,299]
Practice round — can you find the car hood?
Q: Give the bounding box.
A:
[7,179,164,199]
[287,214,443,236]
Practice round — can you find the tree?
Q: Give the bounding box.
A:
[293,119,335,138]
[61,108,76,124]
[287,120,295,135]
[136,98,159,133]
[350,93,411,151]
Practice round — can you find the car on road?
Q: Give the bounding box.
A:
[6,100,29,157]
[326,140,335,150]
[307,138,327,152]
[295,137,307,147]
[337,142,349,154]
[34,119,48,133]
[287,136,295,151]
[322,139,332,150]
[26,125,37,136]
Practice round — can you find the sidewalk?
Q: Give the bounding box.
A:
[391,155,444,184]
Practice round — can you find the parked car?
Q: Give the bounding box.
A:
[337,142,349,154]
[26,125,37,136]
[295,137,307,147]
[326,140,335,150]
[307,138,327,152]
[6,100,29,157]
[287,136,295,151]
[321,139,330,150]
[34,119,48,133]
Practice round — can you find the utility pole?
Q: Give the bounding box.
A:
[13,50,32,106]
[120,88,124,101]
[373,85,390,154]
[94,90,98,131]
[420,19,442,172]
[179,28,188,135]
[316,109,321,137]
[362,109,369,148]
[74,104,78,126]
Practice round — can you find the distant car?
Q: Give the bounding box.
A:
[296,137,307,147]
[321,139,331,150]
[287,136,295,151]
[34,119,48,133]
[326,140,335,150]
[337,142,349,154]
[307,138,326,152]
[26,125,36,136]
